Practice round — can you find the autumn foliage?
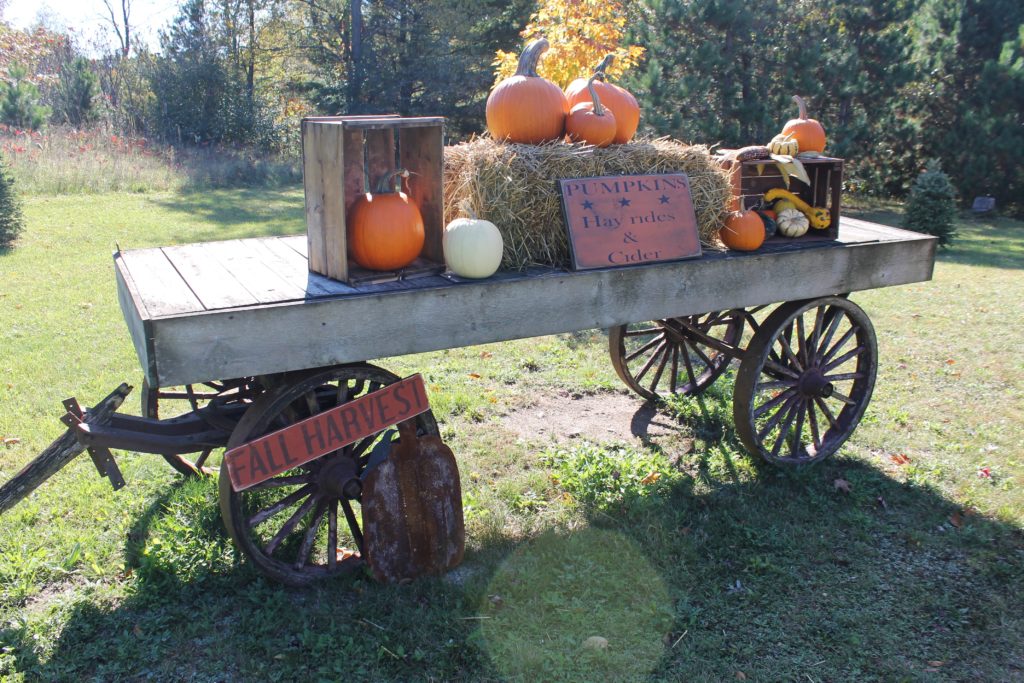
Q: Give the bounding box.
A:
[492,0,645,89]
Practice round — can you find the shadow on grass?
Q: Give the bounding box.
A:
[6,404,1024,681]
[152,186,305,243]
[848,208,1024,270]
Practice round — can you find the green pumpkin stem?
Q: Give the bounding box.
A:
[375,169,410,194]
[515,38,549,78]
[792,95,809,120]
[587,74,607,117]
[593,54,615,81]
[458,199,478,221]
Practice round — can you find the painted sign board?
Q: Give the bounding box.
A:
[224,374,430,491]
[558,172,702,270]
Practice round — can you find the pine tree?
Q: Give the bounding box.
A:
[903,159,957,247]
[0,152,25,249]
[0,64,50,130]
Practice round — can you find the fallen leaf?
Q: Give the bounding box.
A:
[479,351,493,359]
[945,358,956,365]
[640,471,662,485]
[582,636,608,651]
[948,511,964,528]
[735,672,747,681]
[927,660,946,667]
[468,373,482,379]
[3,437,21,448]
[890,453,911,465]
[977,467,992,478]
[336,547,359,561]
[834,478,852,494]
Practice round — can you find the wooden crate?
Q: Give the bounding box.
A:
[717,156,844,241]
[301,115,446,283]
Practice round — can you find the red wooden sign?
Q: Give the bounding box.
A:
[558,173,702,270]
[224,374,430,491]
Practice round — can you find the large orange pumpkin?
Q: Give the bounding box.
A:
[565,75,617,147]
[564,54,640,144]
[486,38,568,144]
[347,169,425,271]
[781,95,826,154]
[719,210,765,251]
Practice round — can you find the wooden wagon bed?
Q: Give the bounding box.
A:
[115,217,937,389]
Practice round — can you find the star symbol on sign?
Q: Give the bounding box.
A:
[659,194,671,204]
[619,197,632,207]
[581,199,594,210]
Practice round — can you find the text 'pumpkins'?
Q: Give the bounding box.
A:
[486,38,567,144]
[347,169,425,271]
[564,54,640,144]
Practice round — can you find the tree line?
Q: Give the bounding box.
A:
[1,0,1021,213]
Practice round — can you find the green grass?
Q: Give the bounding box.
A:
[1,193,1022,681]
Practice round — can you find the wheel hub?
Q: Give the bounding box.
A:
[317,456,362,500]
[798,369,834,398]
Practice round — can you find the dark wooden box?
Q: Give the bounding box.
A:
[301,115,446,284]
[716,155,844,241]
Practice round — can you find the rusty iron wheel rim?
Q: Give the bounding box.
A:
[609,310,744,401]
[219,363,440,586]
[142,377,262,476]
[733,297,877,466]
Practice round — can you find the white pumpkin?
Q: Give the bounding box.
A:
[776,208,810,237]
[443,210,504,279]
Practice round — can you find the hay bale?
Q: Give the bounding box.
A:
[444,137,731,270]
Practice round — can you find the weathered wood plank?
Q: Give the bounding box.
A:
[146,227,937,386]
[161,243,260,310]
[400,125,445,264]
[241,237,339,298]
[201,240,307,304]
[117,248,204,316]
[114,255,158,386]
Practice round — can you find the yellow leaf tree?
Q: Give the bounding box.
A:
[493,0,645,89]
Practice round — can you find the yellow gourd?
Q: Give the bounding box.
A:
[763,187,831,230]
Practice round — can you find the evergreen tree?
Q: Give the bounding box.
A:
[903,159,957,247]
[0,152,25,249]
[54,56,99,126]
[0,64,50,130]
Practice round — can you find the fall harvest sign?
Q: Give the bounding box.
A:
[224,374,430,491]
[558,172,701,270]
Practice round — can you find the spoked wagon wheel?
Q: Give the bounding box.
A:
[609,310,744,401]
[141,378,262,476]
[219,363,440,586]
[733,297,878,466]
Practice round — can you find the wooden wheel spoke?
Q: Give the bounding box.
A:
[194,449,213,470]
[807,401,822,451]
[796,313,809,367]
[757,393,798,441]
[814,396,840,430]
[776,334,804,373]
[327,501,338,571]
[756,379,798,392]
[763,359,800,380]
[680,341,699,388]
[304,390,321,416]
[770,399,800,459]
[248,474,311,491]
[669,344,679,393]
[351,433,380,462]
[624,326,662,337]
[809,305,825,361]
[648,342,672,393]
[828,389,857,406]
[822,325,857,366]
[625,334,665,362]
[634,342,668,382]
[791,402,807,454]
[340,498,364,555]
[689,342,715,370]
[754,388,793,418]
[823,344,865,372]
[816,306,845,358]
[264,494,318,556]
[248,483,315,527]
[294,499,329,569]
[824,371,863,382]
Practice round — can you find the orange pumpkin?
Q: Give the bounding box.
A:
[565,74,617,147]
[781,95,826,154]
[347,169,425,271]
[486,38,568,144]
[719,210,765,251]
[565,54,640,144]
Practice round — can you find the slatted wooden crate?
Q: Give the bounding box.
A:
[717,156,844,240]
[301,115,446,283]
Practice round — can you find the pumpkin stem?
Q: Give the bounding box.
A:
[792,95,809,120]
[515,38,549,78]
[593,54,615,81]
[375,168,410,194]
[457,199,478,221]
[586,74,607,117]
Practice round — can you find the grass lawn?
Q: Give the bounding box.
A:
[1,190,1022,681]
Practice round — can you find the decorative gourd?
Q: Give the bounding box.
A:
[781,95,826,153]
[768,132,799,156]
[486,38,568,144]
[755,209,778,237]
[776,208,810,237]
[763,187,831,229]
[565,74,617,147]
[443,203,504,279]
[347,169,425,271]
[564,54,640,144]
[719,210,765,251]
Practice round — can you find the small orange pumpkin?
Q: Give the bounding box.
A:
[719,210,765,251]
[486,38,568,144]
[565,74,617,147]
[347,169,425,271]
[781,95,826,154]
[564,54,640,144]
